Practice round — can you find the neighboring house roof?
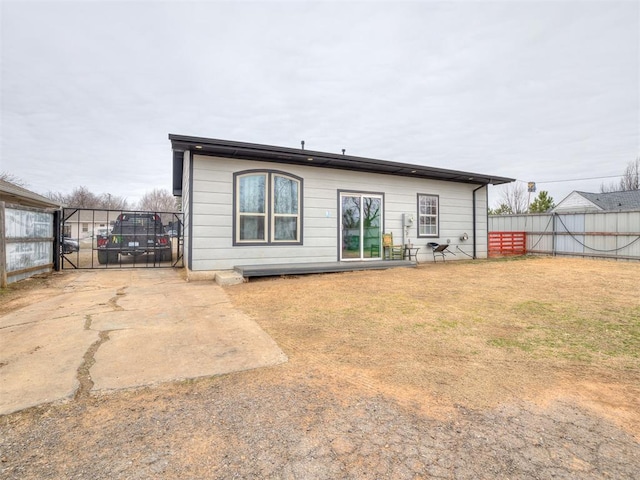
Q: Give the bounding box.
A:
[169,134,515,196]
[0,179,61,209]
[554,190,640,212]
[580,190,640,211]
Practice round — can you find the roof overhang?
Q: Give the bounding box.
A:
[0,180,61,209]
[169,134,515,196]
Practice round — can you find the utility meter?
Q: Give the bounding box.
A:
[403,213,415,227]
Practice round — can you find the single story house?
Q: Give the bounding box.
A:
[63,209,113,241]
[554,190,640,213]
[169,134,514,280]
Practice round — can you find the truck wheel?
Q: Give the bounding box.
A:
[108,252,119,263]
[97,251,108,265]
[156,250,171,262]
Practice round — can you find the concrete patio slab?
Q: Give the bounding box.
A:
[0,269,287,415]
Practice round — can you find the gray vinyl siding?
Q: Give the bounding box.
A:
[181,151,191,269]
[189,154,488,270]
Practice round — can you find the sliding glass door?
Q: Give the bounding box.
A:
[340,193,382,261]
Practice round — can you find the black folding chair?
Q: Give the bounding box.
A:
[427,242,454,262]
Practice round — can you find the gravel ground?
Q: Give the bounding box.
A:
[1,365,639,479]
[1,260,639,479]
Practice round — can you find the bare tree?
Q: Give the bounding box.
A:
[497,183,529,214]
[44,187,129,209]
[599,180,618,193]
[601,158,640,192]
[68,187,100,208]
[97,193,129,210]
[620,158,639,191]
[44,191,67,205]
[0,172,28,187]
[44,186,99,208]
[137,188,178,212]
[66,186,101,208]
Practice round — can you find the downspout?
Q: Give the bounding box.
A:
[472,184,485,259]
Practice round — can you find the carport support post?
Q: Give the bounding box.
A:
[0,201,7,288]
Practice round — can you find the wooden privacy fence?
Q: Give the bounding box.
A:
[489,210,640,261]
[488,231,526,257]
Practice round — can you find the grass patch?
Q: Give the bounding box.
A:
[436,319,458,330]
[228,257,640,398]
[488,337,534,352]
[489,302,640,362]
[512,300,554,316]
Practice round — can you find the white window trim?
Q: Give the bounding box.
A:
[417,193,439,238]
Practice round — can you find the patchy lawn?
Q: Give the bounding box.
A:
[2,257,639,479]
[226,256,640,435]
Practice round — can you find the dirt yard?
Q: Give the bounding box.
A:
[1,257,639,479]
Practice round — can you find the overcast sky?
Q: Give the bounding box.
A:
[1,0,638,207]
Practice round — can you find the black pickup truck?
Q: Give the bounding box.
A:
[96,213,172,264]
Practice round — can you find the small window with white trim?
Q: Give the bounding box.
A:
[417,194,439,237]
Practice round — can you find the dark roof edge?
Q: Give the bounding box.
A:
[169,134,515,186]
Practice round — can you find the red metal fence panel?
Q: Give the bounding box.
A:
[488,231,526,257]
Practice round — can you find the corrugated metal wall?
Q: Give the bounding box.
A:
[1,205,55,286]
[489,210,640,261]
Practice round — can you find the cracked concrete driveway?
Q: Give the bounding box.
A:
[0,269,287,415]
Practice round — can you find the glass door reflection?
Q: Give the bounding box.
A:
[340,193,382,261]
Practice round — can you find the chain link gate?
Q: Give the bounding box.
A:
[61,208,183,269]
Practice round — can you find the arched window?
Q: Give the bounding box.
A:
[234,170,302,245]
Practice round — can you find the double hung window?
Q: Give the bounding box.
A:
[417,194,439,237]
[235,171,302,244]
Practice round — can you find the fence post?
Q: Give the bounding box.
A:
[53,209,61,271]
[552,212,557,257]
